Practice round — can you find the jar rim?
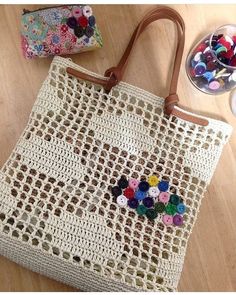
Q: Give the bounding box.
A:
[209,24,236,70]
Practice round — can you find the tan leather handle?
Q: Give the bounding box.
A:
[66,6,209,126]
[104,6,184,97]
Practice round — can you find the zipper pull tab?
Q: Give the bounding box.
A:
[23,9,31,15]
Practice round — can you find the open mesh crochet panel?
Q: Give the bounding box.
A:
[0,57,232,291]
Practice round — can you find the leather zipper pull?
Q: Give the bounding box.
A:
[22,9,31,15]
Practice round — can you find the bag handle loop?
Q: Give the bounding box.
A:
[105,7,184,99]
[66,6,208,126]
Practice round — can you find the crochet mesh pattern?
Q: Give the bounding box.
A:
[0,56,232,291]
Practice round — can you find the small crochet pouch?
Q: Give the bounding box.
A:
[20,5,103,59]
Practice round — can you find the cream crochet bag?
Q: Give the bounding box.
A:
[0,6,232,291]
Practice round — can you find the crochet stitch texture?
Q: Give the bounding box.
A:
[0,56,232,291]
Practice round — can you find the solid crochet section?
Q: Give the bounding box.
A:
[0,56,232,291]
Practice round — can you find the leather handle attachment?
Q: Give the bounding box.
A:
[66,6,208,126]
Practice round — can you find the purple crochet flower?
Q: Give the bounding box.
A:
[67,17,77,29]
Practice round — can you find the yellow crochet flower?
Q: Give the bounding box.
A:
[148,175,159,187]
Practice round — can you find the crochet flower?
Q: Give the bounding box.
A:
[67,17,77,29]
[72,7,83,18]
[112,175,186,226]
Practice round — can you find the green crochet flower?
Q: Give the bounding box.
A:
[136,204,147,216]
[165,203,177,215]
[146,209,158,220]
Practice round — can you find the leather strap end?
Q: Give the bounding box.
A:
[104,77,119,93]
[164,93,209,126]
[170,107,209,126]
[104,67,122,92]
[164,93,179,115]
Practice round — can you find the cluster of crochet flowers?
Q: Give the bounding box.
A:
[112,175,186,226]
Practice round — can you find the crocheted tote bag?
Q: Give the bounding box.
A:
[0,6,232,291]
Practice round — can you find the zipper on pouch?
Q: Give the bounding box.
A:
[22,4,77,15]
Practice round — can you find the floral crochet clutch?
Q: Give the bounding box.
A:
[21,5,103,59]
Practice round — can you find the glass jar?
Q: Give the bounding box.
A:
[186,25,236,95]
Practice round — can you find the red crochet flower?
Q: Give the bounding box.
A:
[77,16,88,28]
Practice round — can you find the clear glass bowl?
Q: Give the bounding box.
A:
[186,24,236,95]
